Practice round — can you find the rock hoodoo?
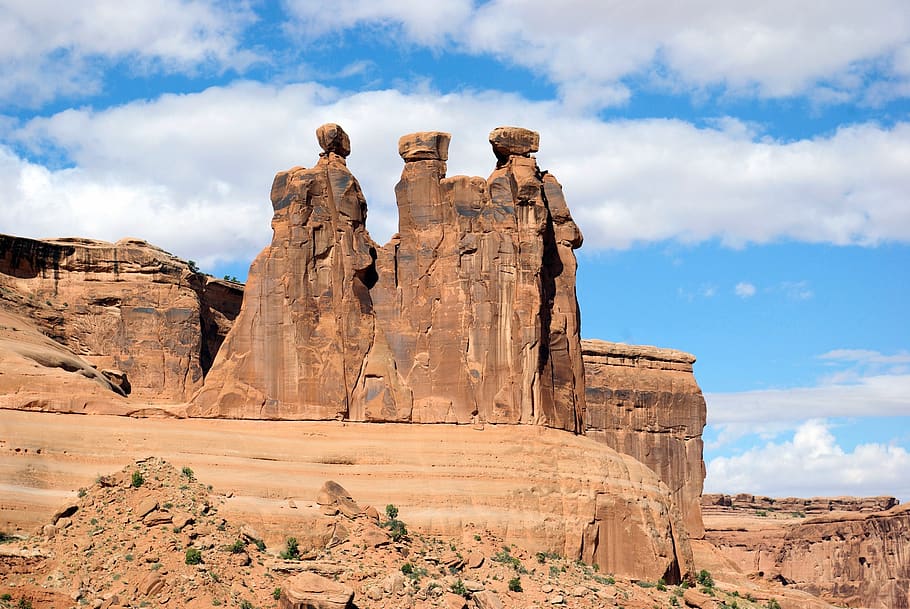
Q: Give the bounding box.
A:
[191,124,585,431]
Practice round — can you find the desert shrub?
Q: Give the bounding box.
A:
[229,539,245,554]
[254,538,266,552]
[656,579,667,591]
[77,487,87,498]
[450,579,469,598]
[272,588,281,600]
[492,546,526,573]
[401,562,413,575]
[508,577,522,592]
[130,470,144,488]
[181,466,195,481]
[766,600,781,609]
[383,505,408,541]
[185,547,203,565]
[279,537,300,560]
[16,599,33,609]
[696,569,714,588]
[239,601,253,609]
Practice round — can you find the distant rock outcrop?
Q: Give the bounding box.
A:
[0,235,242,405]
[191,124,585,430]
[703,494,909,609]
[582,339,707,538]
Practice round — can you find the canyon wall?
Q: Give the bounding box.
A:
[0,235,242,405]
[191,125,585,430]
[703,494,909,609]
[582,339,707,538]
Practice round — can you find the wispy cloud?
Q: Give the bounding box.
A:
[734,281,756,298]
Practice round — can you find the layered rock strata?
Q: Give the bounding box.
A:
[703,493,899,514]
[703,497,909,609]
[0,235,242,404]
[191,124,585,431]
[582,339,707,538]
[0,410,694,583]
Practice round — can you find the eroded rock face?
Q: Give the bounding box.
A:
[703,493,899,514]
[192,124,585,431]
[0,235,242,404]
[704,497,910,609]
[190,135,377,418]
[582,339,707,538]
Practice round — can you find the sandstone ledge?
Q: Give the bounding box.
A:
[582,339,696,372]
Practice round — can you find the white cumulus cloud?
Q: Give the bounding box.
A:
[706,419,910,500]
[0,0,257,105]
[284,0,910,107]
[4,83,910,268]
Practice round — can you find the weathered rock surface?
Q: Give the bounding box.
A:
[582,339,707,537]
[1,410,694,583]
[192,124,585,431]
[0,235,242,405]
[703,495,910,609]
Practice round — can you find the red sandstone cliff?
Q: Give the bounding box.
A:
[0,235,242,406]
[582,339,707,538]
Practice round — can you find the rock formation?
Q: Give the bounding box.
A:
[191,124,585,431]
[703,494,909,609]
[0,235,242,405]
[582,339,707,538]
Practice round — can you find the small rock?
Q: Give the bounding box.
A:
[316,123,351,158]
[366,586,383,601]
[570,585,589,597]
[463,580,484,592]
[466,552,484,569]
[137,573,165,596]
[57,517,72,529]
[43,523,57,538]
[489,126,540,159]
[142,511,172,527]
[547,593,565,605]
[443,592,468,609]
[136,498,158,518]
[171,512,194,532]
[51,503,79,523]
[360,525,390,548]
[542,585,554,593]
[364,505,381,521]
[230,552,251,567]
[473,590,503,609]
[240,524,261,542]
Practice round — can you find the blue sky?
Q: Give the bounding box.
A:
[1,1,908,499]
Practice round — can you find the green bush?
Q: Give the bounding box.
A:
[131,470,144,488]
[185,547,203,565]
[229,539,245,554]
[385,504,399,520]
[696,569,714,588]
[766,600,781,609]
[508,577,522,592]
[181,466,195,481]
[656,578,667,591]
[239,601,253,609]
[450,579,469,599]
[279,537,300,560]
[272,588,281,601]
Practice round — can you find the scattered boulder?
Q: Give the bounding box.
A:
[279,572,354,609]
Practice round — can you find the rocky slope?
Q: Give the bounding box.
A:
[191,125,585,431]
[1,456,811,609]
[702,493,909,609]
[582,339,707,539]
[1,409,692,583]
[0,235,242,405]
